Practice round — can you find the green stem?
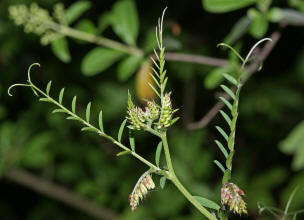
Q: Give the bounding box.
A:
[29,82,159,172]
[160,132,174,174]
[170,176,217,220]
[160,132,217,220]
[47,22,143,56]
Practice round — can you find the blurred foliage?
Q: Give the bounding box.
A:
[1,0,304,219]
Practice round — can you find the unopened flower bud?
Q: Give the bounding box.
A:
[146,101,159,121]
[127,107,145,130]
[158,93,173,128]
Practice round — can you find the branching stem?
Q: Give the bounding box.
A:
[160,132,217,220]
[9,67,159,173]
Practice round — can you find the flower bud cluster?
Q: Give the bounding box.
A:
[127,92,177,130]
[129,173,155,211]
[9,3,61,45]
[127,100,159,130]
[221,182,247,215]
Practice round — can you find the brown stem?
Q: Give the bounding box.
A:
[165,52,228,67]
[187,30,282,130]
[4,168,118,220]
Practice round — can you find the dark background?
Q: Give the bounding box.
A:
[1,0,304,219]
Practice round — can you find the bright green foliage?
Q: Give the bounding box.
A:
[65,1,91,24]
[110,0,139,46]
[51,37,71,63]
[117,55,143,81]
[74,19,98,36]
[5,0,304,219]
[81,48,124,76]
[202,0,257,13]
[193,196,220,211]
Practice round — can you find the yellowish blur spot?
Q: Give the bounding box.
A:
[135,59,156,101]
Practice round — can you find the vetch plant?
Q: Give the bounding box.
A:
[258,187,304,219]
[8,8,272,220]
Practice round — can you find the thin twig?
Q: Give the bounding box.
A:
[47,21,228,67]
[4,168,118,220]
[187,30,282,130]
[165,52,228,67]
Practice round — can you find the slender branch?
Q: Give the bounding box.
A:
[160,132,217,220]
[165,52,228,67]
[28,82,160,172]
[160,132,175,175]
[4,168,118,220]
[46,22,143,56]
[170,177,217,220]
[187,30,282,130]
[48,22,228,67]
